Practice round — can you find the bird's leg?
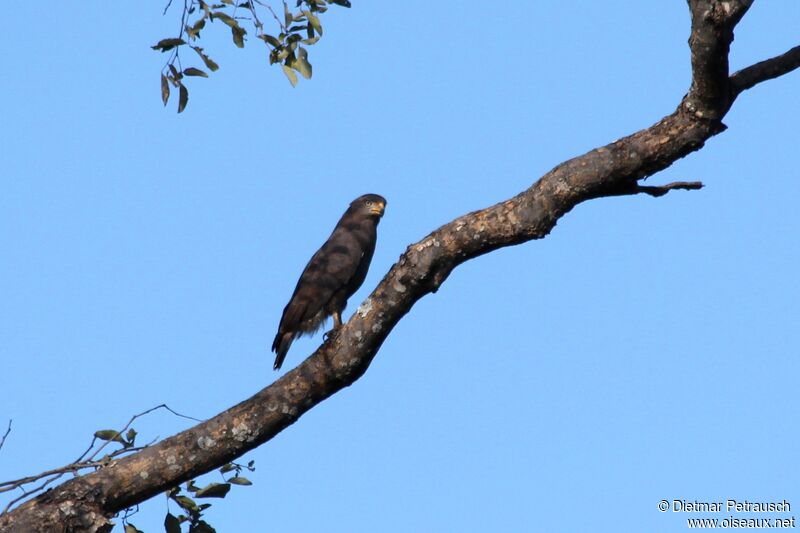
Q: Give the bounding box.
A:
[323,311,343,341]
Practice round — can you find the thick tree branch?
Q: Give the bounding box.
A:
[681,0,753,120]
[2,2,798,531]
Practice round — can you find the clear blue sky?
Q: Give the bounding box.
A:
[2,2,799,532]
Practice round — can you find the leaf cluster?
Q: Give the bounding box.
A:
[153,0,351,112]
[119,459,255,533]
[159,460,255,533]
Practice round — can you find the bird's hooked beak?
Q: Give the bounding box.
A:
[370,201,386,216]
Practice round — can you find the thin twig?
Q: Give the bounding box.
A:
[2,474,62,514]
[180,0,190,32]
[0,443,160,496]
[637,181,704,197]
[120,504,140,523]
[0,465,90,492]
[162,0,193,74]
[265,2,286,33]
[604,180,704,199]
[246,0,264,32]
[82,404,201,469]
[0,420,10,452]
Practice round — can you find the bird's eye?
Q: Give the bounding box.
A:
[365,200,373,206]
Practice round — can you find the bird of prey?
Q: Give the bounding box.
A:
[272,194,386,370]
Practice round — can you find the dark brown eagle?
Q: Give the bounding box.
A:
[272,194,386,370]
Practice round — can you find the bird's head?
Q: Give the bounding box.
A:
[351,193,386,219]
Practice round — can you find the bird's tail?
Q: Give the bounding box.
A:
[272,331,294,370]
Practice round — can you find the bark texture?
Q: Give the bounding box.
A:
[2,1,798,531]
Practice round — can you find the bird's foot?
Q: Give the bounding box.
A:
[323,326,341,341]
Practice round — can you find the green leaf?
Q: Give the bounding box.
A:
[160,74,170,106]
[228,476,252,486]
[151,38,186,52]
[186,17,206,39]
[94,430,125,444]
[195,483,231,499]
[231,25,246,48]
[164,513,181,533]
[261,34,282,47]
[126,428,137,444]
[191,46,219,71]
[124,524,144,533]
[329,0,351,6]
[212,11,237,27]
[183,67,208,77]
[294,47,312,79]
[305,11,323,35]
[178,84,189,113]
[219,463,237,474]
[173,494,197,511]
[282,64,298,87]
[283,2,292,26]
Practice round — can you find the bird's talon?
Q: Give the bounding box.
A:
[323,327,340,341]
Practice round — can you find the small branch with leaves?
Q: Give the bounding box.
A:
[0,405,200,514]
[0,405,256,532]
[152,0,351,112]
